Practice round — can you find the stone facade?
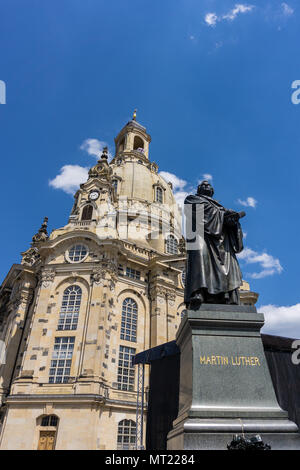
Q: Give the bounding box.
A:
[0,116,258,450]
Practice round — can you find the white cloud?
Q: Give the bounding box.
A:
[282,2,294,16]
[49,138,112,195]
[238,247,283,279]
[205,13,218,26]
[159,171,191,212]
[223,4,255,21]
[80,138,112,160]
[173,190,189,208]
[159,171,191,211]
[159,171,187,191]
[201,173,213,182]
[205,4,254,27]
[237,196,257,208]
[49,165,88,195]
[260,303,300,338]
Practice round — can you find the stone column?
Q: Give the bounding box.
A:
[149,286,168,348]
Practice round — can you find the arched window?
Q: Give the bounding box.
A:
[165,235,178,254]
[121,298,138,342]
[133,136,144,151]
[156,186,163,203]
[117,419,136,450]
[81,205,93,221]
[58,285,82,330]
[41,415,58,427]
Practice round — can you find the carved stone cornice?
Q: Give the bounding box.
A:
[39,268,56,288]
[21,247,40,267]
[149,285,176,303]
[91,260,117,291]
[90,268,106,286]
[166,291,176,306]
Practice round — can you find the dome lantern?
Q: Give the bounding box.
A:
[113,112,151,161]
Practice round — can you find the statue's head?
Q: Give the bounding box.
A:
[197,180,214,197]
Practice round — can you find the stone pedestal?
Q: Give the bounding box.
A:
[167,304,300,450]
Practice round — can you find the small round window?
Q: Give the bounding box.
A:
[67,244,88,263]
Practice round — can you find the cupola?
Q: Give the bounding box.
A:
[113,110,151,160]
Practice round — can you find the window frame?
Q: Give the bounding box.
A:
[81,204,93,221]
[41,415,59,427]
[117,419,136,450]
[125,267,141,280]
[57,285,82,331]
[49,337,75,384]
[117,345,136,391]
[120,298,138,342]
[66,244,89,264]
[165,234,178,254]
[133,135,144,151]
[155,186,163,203]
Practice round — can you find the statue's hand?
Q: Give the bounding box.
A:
[224,210,240,227]
[224,209,237,217]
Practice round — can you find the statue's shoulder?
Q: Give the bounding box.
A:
[205,197,224,209]
[184,194,205,205]
[184,195,225,211]
[184,194,221,205]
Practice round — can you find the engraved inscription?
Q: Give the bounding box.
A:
[199,355,261,366]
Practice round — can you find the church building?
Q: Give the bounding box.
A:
[0,115,258,450]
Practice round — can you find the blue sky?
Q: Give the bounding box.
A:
[1,0,300,336]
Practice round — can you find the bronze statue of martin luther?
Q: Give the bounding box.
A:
[184,181,245,309]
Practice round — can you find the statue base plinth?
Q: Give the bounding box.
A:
[167,304,300,450]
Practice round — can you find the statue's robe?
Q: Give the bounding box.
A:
[184,194,243,304]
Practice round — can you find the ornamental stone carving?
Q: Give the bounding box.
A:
[179,236,186,254]
[91,265,117,289]
[91,268,106,286]
[21,247,40,266]
[167,291,176,306]
[88,148,112,182]
[39,269,56,288]
[32,217,49,244]
[9,288,34,312]
[150,285,176,304]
